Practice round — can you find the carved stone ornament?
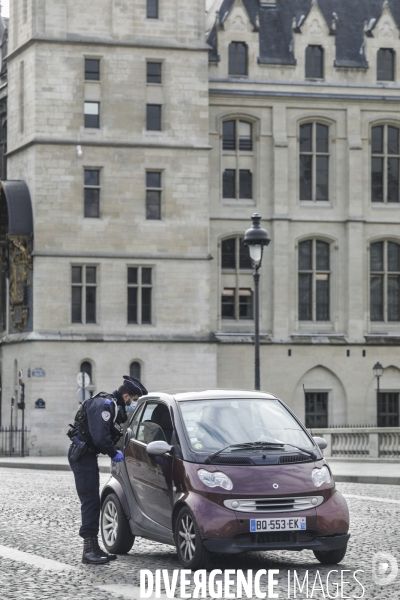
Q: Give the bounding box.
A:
[309,19,323,35]
[230,15,246,32]
[379,20,395,38]
[8,235,32,332]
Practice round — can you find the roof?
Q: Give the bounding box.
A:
[207,0,400,68]
[142,389,278,402]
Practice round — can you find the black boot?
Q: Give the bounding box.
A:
[82,537,109,564]
[92,536,117,561]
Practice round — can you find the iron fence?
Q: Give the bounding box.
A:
[0,427,30,456]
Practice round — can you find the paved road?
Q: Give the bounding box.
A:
[0,468,398,599]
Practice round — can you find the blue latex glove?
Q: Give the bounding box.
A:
[112,450,124,463]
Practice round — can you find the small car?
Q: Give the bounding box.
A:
[100,390,350,569]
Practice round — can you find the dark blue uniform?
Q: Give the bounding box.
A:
[68,391,125,539]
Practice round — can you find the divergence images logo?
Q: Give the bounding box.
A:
[372,552,398,586]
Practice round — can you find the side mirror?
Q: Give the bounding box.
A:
[124,428,133,448]
[147,440,173,456]
[313,436,327,450]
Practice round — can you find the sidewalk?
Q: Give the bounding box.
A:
[0,455,398,484]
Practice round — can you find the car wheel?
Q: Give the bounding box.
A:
[313,544,347,565]
[175,506,210,570]
[101,492,135,554]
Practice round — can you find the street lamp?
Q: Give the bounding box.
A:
[243,213,271,391]
[373,362,383,426]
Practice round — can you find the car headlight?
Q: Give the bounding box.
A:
[197,469,233,490]
[312,465,331,487]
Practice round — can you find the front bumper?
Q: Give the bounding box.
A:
[204,532,350,554]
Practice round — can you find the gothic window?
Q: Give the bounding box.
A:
[298,240,330,322]
[221,236,253,321]
[228,42,248,76]
[377,49,395,82]
[305,46,324,79]
[370,241,400,322]
[305,392,328,428]
[127,267,152,324]
[378,392,399,427]
[371,125,400,203]
[300,123,329,202]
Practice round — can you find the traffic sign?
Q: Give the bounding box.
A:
[77,388,91,403]
[77,372,91,388]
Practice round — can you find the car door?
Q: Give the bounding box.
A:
[124,401,174,529]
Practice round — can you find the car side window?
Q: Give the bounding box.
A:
[136,402,165,444]
[129,402,146,438]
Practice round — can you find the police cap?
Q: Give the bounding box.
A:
[122,376,148,397]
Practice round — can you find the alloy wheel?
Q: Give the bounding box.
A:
[178,514,196,562]
[102,500,118,546]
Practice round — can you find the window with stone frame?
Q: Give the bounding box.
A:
[146,62,162,84]
[223,120,253,152]
[298,240,330,322]
[147,0,158,18]
[377,48,395,82]
[370,241,400,322]
[299,123,329,202]
[222,169,252,199]
[305,45,324,79]
[221,236,253,321]
[146,171,162,219]
[228,42,248,76]
[84,102,100,128]
[127,267,152,325]
[80,361,95,396]
[305,392,328,428]
[84,169,100,218]
[130,361,141,380]
[71,266,97,324]
[377,392,399,427]
[371,125,400,203]
[146,104,162,130]
[85,59,100,81]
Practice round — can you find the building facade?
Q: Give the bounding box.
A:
[0,0,400,454]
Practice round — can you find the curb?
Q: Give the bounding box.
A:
[333,475,400,485]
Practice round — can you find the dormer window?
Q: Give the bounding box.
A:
[377,49,395,82]
[229,42,248,76]
[305,46,324,79]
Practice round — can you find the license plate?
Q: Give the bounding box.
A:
[250,517,306,532]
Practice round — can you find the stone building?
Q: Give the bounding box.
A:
[0,0,399,454]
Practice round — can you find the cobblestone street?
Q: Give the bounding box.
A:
[0,468,398,599]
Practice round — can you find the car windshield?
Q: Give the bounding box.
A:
[179,398,313,453]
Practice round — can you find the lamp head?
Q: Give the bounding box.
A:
[243,213,270,267]
[373,362,383,378]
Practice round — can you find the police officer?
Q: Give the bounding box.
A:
[68,376,147,565]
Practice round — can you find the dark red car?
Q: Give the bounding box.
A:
[100,390,350,569]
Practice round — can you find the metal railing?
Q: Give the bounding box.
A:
[310,427,400,458]
[0,427,30,456]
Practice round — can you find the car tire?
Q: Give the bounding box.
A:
[101,492,135,554]
[313,544,347,565]
[175,506,210,570]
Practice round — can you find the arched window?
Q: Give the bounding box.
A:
[130,361,141,380]
[305,46,324,79]
[228,42,248,76]
[377,48,395,82]
[80,361,95,396]
[299,123,329,202]
[221,236,253,320]
[371,125,400,203]
[370,241,400,322]
[298,240,330,321]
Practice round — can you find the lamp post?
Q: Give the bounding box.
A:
[373,362,383,427]
[17,370,25,458]
[244,213,271,391]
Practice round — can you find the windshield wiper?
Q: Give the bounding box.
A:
[205,441,285,464]
[282,443,318,461]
